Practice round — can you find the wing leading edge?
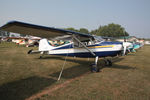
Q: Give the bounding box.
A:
[0,21,92,38]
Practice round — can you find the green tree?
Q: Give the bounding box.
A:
[91,23,129,37]
[65,27,79,32]
[79,28,89,34]
[65,27,90,34]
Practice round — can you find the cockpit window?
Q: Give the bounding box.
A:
[48,35,72,47]
[48,40,71,47]
[93,36,104,43]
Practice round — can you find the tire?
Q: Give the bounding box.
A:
[90,64,100,72]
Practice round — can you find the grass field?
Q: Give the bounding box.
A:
[0,42,150,100]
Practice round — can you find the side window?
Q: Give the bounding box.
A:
[48,40,71,47]
[73,41,88,48]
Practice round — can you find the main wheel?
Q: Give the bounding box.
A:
[90,64,100,72]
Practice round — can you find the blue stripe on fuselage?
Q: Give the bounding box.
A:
[52,41,122,50]
[49,51,121,58]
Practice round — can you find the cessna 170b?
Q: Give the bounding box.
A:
[0,21,127,75]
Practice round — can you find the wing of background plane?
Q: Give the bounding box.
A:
[0,21,93,39]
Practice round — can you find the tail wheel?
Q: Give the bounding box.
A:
[39,56,43,59]
[27,49,33,54]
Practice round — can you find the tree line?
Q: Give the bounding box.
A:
[65,23,129,37]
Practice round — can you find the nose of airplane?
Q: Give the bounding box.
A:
[122,42,129,56]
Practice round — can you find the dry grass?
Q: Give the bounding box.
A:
[0,42,150,100]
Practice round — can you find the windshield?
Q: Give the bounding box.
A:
[93,36,104,42]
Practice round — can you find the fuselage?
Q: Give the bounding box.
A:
[46,41,123,58]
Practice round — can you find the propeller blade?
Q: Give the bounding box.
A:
[123,45,127,56]
[122,42,127,56]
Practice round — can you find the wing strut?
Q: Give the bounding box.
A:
[72,35,96,57]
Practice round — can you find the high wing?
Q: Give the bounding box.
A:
[0,21,93,39]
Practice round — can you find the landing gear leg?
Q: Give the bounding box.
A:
[91,56,100,72]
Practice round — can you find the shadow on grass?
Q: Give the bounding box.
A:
[0,56,135,100]
[105,57,136,70]
[108,64,136,70]
[0,47,9,48]
[50,63,91,79]
[40,56,135,79]
[0,56,91,100]
[47,56,93,79]
[0,47,10,51]
[37,56,65,60]
[0,76,56,100]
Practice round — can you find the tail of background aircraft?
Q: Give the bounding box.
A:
[39,39,54,51]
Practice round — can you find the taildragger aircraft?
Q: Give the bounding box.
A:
[0,21,127,76]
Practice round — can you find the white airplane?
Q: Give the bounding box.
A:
[0,21,127,73]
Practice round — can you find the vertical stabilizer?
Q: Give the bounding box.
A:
[39,39,54,51]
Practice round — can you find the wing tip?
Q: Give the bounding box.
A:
[0,20,17,29]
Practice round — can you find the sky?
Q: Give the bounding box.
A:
[0,0,150,38]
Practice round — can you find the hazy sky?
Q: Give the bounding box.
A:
[0,0,150,38]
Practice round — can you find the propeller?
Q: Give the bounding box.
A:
[122,34,127,56]
[122,42,127,56]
